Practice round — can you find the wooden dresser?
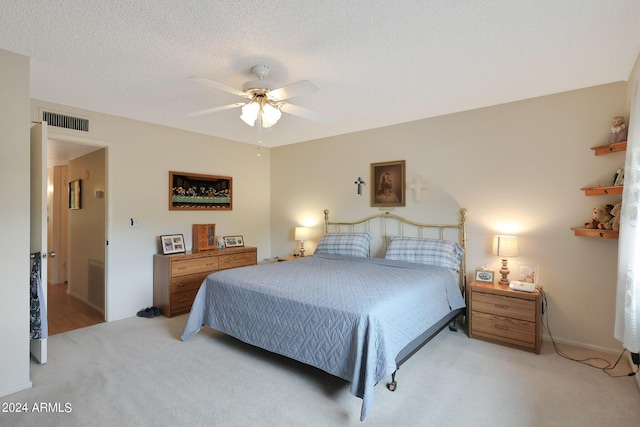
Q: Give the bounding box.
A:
[468,281,542,354]
[153,247,257,317]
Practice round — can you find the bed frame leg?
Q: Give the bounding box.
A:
[387,370,398,391]
[448,317,459,332]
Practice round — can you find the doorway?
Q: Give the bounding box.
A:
[47,138,107,335]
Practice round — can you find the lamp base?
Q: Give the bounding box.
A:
[499,258,510,285]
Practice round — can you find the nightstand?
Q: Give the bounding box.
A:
[468,281,542,354]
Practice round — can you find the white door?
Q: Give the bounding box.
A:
[30,122,48,364]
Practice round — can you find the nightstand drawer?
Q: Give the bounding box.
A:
[171,273,207,294]
[471,311,536,345]
[472,292,536,322]
[171,257,219,277]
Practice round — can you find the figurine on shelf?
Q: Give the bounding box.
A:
[585,204,614,229]
[609,116,628,143]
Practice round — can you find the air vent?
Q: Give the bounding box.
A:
[42,111,89,132]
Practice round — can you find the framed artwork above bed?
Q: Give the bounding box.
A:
[169,171,232,210]
[371,160,405,207]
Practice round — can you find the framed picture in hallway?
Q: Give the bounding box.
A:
[69,179,81,210]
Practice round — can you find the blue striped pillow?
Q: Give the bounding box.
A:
[314,232,373,258]
[385,236,463,270]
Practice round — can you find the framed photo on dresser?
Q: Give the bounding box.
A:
[160,234,186,255]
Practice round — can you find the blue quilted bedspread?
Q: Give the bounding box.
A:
[181,254,465,420]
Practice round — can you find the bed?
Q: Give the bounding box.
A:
[181,208,468,420]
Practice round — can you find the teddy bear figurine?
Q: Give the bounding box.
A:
[609,116,628,143]
[607,202,622,231]
[585,204,613,229]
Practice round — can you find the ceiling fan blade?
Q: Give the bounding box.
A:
[189,77,249,98]
[279,103,333,124]
[268,80,319,102]
[185,102,245,117]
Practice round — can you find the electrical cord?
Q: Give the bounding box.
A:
[539,288,639,378]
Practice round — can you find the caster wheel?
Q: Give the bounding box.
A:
[387,381,397,391]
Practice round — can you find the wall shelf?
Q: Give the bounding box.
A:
[570,227,619,239]
[590,141,627,156]
[580,185,623,196]
[571,139,625,239]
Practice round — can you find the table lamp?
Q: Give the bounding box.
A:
[294,227,310,257]
[493,235,518,285]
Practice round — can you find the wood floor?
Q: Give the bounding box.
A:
[47,282,104,335]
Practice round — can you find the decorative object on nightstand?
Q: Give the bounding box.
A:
[493,235,518,285]
[474,269,495,283]
[294,227,310,257]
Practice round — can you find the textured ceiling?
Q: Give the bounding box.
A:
[2,1,640,148]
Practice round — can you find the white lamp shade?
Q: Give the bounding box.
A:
[493,235,518,257]
[294,227,310,241]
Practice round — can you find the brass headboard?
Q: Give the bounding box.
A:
[323,208,468,291]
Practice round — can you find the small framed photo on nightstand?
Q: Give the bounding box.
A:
[518,264,538,284]
[475,269,495,283]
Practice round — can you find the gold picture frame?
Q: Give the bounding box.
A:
[370,160,405,207]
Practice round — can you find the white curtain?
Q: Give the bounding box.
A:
[615,55,640,353]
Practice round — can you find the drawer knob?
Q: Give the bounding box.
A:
[495,325,509,331]
[177,283,185,287]
[178,299,188,303]
[494,304,509,309]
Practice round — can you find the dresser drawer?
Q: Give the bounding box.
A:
[472,292,535,322]
[219,250,256,270]
[471,311,536,346]
[171,289,199,311]
[171,257,219,277]
[171,273,207,294]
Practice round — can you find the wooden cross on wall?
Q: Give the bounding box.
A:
[409,175,428,201]
[354,177,365,195]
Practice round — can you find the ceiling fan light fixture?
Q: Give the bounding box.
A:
[261,102,282,128]
[240,101,260,126]
[240,98,282,128]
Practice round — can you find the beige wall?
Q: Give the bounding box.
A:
[31,99,272,322]
[0,49,32,396]
[67,149,106,311]
[271,82,628,352]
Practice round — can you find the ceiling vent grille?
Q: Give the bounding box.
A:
[42,111,89,132]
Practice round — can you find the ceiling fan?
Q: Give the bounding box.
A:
[186,65,332,128]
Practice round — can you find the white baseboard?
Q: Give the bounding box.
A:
[66,289,105,315]
[0,381,32,398]
[542,334,624,355]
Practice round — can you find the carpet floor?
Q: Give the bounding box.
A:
[2,314,639,427]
